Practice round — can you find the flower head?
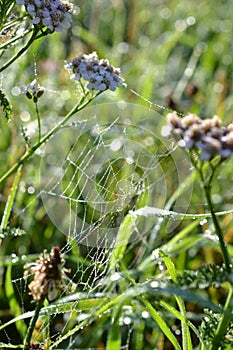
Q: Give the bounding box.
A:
[20,79,45,103]
[166,112,233,161]
[65,52,127,91]
[24,246,69,301]
[16,0,73,32]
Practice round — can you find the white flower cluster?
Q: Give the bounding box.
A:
[167,112,233,161]
[65,52,126,91]
[16,0,73,32]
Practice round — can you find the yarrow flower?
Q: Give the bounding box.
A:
[65,52,127,91]
[24,246,69,301]
[166,112,233,161]
[16,0,73,32]
[20,79,45,102]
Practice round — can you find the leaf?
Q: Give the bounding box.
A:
[109,215,136,270]
[159,300,200,339]
[106,304,122,350]
[159,250,177,282]
[143,299,182,350]
[159,251,193,350]
[0,88,12,120]
[0,295,112,331]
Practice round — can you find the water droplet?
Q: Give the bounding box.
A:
[20,111,30,122]
[144,136,155,146]
[200,219,207,226]
[126,156,134,164]
[184,68,193,77]
[91,125,101,136]
[187,16,196,26]
[142,311,149,319]
[78,313,89,322]
[150,281,159,288]
[117,42,129,54]
[111,272,121,282]
[11,253,18,263]
[152,250,159,260]
[123,316,131,325]
[110,139,122,151]
[27,186,35,194]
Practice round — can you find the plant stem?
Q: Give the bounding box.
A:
[193,158,232,273]
[0,91,102,185]
[35,101,41,143]
[203,183,232,272]
[192,157,233,349]
[23,299,44,350]
[210,284,233,350]
[0,27,45,73]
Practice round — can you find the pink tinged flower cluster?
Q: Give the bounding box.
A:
[16,0,73,32]
[65,52,127,91]
[167,112,233,161]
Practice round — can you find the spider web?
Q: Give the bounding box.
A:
[40,102,193,246]
[7,100,195,349]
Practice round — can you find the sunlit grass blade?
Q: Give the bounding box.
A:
[159,250,193,350]
[142,299,182,350]
[109,215,136,270]
[159,300,200,340]
[0,165,22,234]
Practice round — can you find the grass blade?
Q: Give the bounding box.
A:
[0,165,22,234]
[143,299,181,350]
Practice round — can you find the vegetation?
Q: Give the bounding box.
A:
[1,1,233,349]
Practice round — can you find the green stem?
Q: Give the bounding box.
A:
[192,157,232,273]
[0,27,46,73]
[35,102,41,143]
[210,284,233,350]
[203,183,231,272]
[23,299,44,350]
[0,91,102,185]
